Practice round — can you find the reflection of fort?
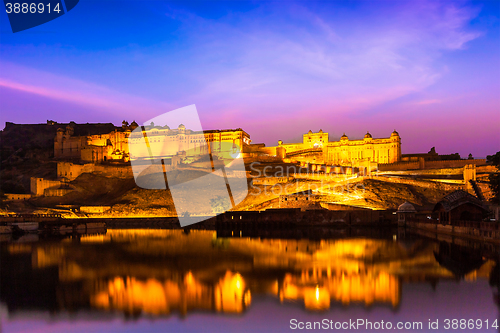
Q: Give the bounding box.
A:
[92,271,251,316]
[1,230,496,317]
[281,270,399,310]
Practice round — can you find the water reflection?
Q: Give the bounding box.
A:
[0,229,498,318]
[90,270,251,316]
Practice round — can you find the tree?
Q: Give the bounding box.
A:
[210,195,231,214]
[487,151,500,204]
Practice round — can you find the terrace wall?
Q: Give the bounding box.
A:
[379,159,487,171]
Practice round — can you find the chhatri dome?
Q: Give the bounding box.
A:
[391,130,400,137]
[364,132,372,139]
[397,201,416,213]
[340,133,348,140]
[129,121,139,130]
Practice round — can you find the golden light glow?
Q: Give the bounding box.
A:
[8,244,32,254]
[215,271,249,313]
[80,234,108,243]
[19,229,494,316]
[304,286,330,311]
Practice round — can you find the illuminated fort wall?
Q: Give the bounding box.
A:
[127,125,251,161]
[54,122,251,163]
[325,131,401,165]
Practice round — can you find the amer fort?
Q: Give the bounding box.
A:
[0,120,499,317]
[1,119,488,178]
[0,120,499,241]
[50,120,401,165]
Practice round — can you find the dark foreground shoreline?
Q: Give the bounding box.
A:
[1,207,499,245]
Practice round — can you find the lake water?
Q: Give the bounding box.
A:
[1,228,498,332]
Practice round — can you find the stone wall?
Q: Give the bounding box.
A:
[80,206,111,214]
[252,176,294,186]
[477,165,498,173]
[375,175,462,191]
[278,194,321,209]
[30,177,62,196]
[225,170,249,178]
[425,159,486,169]
[379,159,487,171]
[218,208,394,225]
[320,202,371,211]
[378,161,420,171]
[57,162,133,180]
[246,155,283,163]
[93,165,133,178]
[57,162,95,180]
[292,172,357,181]
[294,209,393,225]
[379,168,464,176]
[44,188,73,197]
[5,194,32,201]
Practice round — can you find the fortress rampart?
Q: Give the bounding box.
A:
[375,176,463,192]
[379,158,487,171]
[30,177,64,196]
[4,194,32,201]
[57,162,133,180]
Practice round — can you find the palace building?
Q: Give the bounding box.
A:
[54,121,137,162]
[269,130,401,165]
[325,131,401,164]
[54,121,251,163]
[128,123,251,162]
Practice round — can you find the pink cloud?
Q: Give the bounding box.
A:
[415,99,441,105]
[0,61,175,122]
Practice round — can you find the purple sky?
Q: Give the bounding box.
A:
[2,281,498,333]
[0,1,499,157]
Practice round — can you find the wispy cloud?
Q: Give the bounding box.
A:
[415,99,442,105]
[0,61,175,121]
[165,0,483,121]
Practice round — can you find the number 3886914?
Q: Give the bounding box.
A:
[5,3,62,14]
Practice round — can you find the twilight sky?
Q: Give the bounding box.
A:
[0,0,499,157]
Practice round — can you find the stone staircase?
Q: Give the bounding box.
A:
[469,180,485,201]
